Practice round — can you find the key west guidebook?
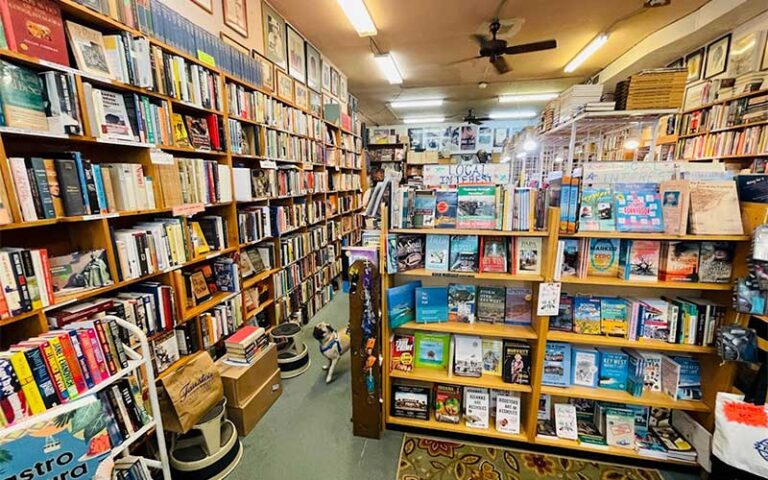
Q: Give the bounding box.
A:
[0,396,113,480]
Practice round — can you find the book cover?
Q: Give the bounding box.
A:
[396,235,424,272]
[660,180,690,235]
[573,296,601,335]
[434,384,461,424]
[515,237,542,275]
[495,394,521,434]
[434,190,457,228]
[414,332,450,369]
[549,295,573,332]
[448,284,475,323]
[689,181,743,234]
[626,349,645,397]
[391,384,429,420]
[415,286,448,323]
[606,410,635,449]
[457,185,497,229]
[481,339,503,376]
[502,341,531,385]
[560,239,579,277]
[185,116,212,150]
[660,241,700,282]
[614,183,663,233]
[673,355,702,400]
[0,60,47,130]
[390,334,415,373]
[476,285,505,324]
[638,298,671,341]
[554,403,578,440]
[598,348,629,391]
[463,386,489,429]
[618,240,661,282]
[638,351,662,392]
[698,241,734,283]
[579,185,614,231]
[425,235,449,272]
[1,0,68,66]
[95,90,134,140]
[479,236,507,273]
[449,235,478,272]
[600,297,628,337]
[586,238,620,277]
[571,346,599,387]
[453,335,483,378]
[542,342,571,386]
[504,287,531,325]
[386,281,421,329]
[413,190,436,228]
[65,21,114,78]
[651,425,694,453]
[49,249,112,296]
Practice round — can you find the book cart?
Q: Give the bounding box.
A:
[379,195,755,466]
[0,0,364,460]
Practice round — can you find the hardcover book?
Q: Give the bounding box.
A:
[613,183,663,233]
[425,235,450,272]
[542,342,571,386]
[386,281,421,329]
[65,21,114,78]
[495,394,521,434]
[476,286,505,324]
[549,295,574,332]
[185,116,212,150]
[618,240,661,282]
[413,190,436,228]
[392,384,430,420]
[457,185,497,229]
[396,235,424,272]
[554,403,578,440]
[415,287,448,323]
[660,241,700,282]
[573,296,601,335]
[670,355,702,400]
[560,239,579,277]
[1,0,68,65]
[698,241,734,283]
[600,297,628,337]
[504,288,531,325]
[571,346,599,387]
[515,237,542,275]
[434,190,458,228]
[414,332,450,369]
[660,180,690,235]
[479,236,508,273]
[598,347,629,391]
[579,185,614,231]
[463,387,490,429]
[434,384,461,424]
[587,238,620,277]
[390,334,415,373]
[502,341,531,385]
[449,235,479,272]
[481,339,503,376]
[453,335,483,378]
[448,284,475,323]
[688,181,743,234]
[0,60,47,130]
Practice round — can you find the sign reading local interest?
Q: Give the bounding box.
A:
[423,163,512,187]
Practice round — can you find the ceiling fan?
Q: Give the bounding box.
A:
[466,20,558,74]
[459,109,490,125]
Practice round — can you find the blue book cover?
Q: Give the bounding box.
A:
[624,349,645,397]
[425,235,450,272]
[674,355,702,400]
[566,177,580,232]
[386,281,421,328]
[434,190,458,228]
[613,183,663,232]
[571,346,600,387]
[598,347,629,391]
[542,341,571,386]
[573,296,601,335]
[579,186,614,231]
[71,152,91,214]
[413,190,436,227]
[415,286,449,323]
[91,164,108,212]
[558,177,571,233]
[449,235,479,272]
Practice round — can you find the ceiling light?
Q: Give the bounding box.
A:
[374,53,403,84]
[564,33,608,73]
[336,0,377,36]
[554,156,564,163]
[390,99,443,109]
[523,139,538,151]
[478,82,488,89]
[489,111,538,120]
[516,152,526,159]
[403,116,444,124]
[499,93,559,103]
[623,138,640,150]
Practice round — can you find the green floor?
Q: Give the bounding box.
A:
[228,293,701,480]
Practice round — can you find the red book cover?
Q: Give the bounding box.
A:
[46,332,87,393]
[226,325,260,344]
[75,329,104,384]
[479,236,508,273]
[65,329,94,388]
[79,324,110,380]
[0,286,9,319]
[162,286,174,330]
[0,0,69,66]
[94,319,118,375]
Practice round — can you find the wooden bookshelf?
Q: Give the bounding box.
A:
[533,437,696,466]
[396,321,538,340]
[387,413,528,443]
[561,232,750,241]
[391,367,532,392]
[560,276,732,290]
[541,385,710,412]
[390,228,548,237]
[545,331,716,354]
[397,268,545,282]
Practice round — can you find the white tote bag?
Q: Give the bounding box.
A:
[712,392,768,478]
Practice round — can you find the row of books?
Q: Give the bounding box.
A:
[271,204,307,236]
[154,157,233,208]
[173,112,226,151]
[306,198,327,225]
[391,383,522,434]
[224,325,268,364]
[559,238,734,284]
[113,219,188,281]
[228,120,260,156]
[238,206,272,244]
[554,294,725,346]
[199,295,243,349]
[238,245,275,280]
[679,93,768,134]
[181,258,239,308]
[543,342,702,401]
[113,456,156,480]
[391,332,532,385]
[273,246,336,299]
[264,129,324,163]
[188,215,229,254]
[279,226,329,266]
[675,125,768,159]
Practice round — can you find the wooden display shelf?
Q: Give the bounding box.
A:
[156,354,197,382]
[546,331,716,354]
[561,232,750,241]
[680,87,768,114]
[242,268,280,289]
[391,228,547,237]
[397,268,544,282]
[390,367,532,393]
[683,153,764,161]
[678,119,768,139]
[541,385,710,412]
[387,414,527,442]
[160,145,227,156]
[560,276,731,290]
[533,437,696,466]
[245,298,274,318]
[0,208,174,231]
[182,290,240,321]
[396,321,537,340]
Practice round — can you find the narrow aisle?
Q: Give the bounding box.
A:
[228,293,403,480]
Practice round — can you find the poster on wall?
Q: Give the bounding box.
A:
[408,128,424,149]
[286,26,306,83]
[305,43,322,92]
[423,163,512,187]
[460,125,476,151]
[493,128,508,148]
[262,2,287,70]
[424,129,441,151]
[442,126,460,152]
[370,128,396,144]
[477,127,493,150]
[339,74,348,103]
[223,0,248,37]
[330,68,339,97]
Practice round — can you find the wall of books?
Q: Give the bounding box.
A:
[0,0,364,437]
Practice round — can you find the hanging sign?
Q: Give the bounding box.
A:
[172,203,205,216]
[423,163,512,186]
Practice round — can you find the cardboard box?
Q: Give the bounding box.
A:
[216,343,278,408]
[227,369,282,436]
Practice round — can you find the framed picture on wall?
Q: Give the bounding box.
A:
[666,58,683,68]
[191,0,212,13]
[220,32,249,54]
[223,0,247,37]
[330,67,339,97]
[306,43,322,92]
[309,90,322,117]
[684,48,704,82]
[294,82,308,110]
[253,51,274,92]
[704,34,731,79]
[286,26,306,83]
[262,2,287,71]
[338,74,347,103]
[729,31,764,76]
[277,69,294,102]
[322,59,331,92]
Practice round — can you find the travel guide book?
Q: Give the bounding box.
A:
[414,332,450,369]
[614,183,663,233]
[386,281,421,328]
[434,190,458,228]
[425,235,450,271]
[456,185,497,229]
[579,185,614,231]
[618,240,661,282]
[448,284,476,323]
[477,285,505,323]
[449,235,479,272]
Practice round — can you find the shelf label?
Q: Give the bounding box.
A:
[197,50,216,67]
[150,149,175,165]
[172,203,205,217]
[537,282,562,316]
[260,160,277,169]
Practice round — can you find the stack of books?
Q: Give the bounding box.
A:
[225,325,268,364]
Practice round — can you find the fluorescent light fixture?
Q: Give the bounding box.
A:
[516,152,526,159]
[390,99,443,109]
[488,110,537,120]
[564,33,608,73]
[499,93,558,103]
[336,0,377,36]
[523,139,538,151]
[374,53,403,84]
[403,116,444,124]
[554,156,564,163]
[623,139,640,150]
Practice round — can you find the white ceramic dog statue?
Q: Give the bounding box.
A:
[312,322,350,383]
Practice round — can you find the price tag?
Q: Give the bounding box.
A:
[172,203,205,217]
[150,149,174,165]
[537,282,562,316]
[197,50,216,67]
[260,160,277,170]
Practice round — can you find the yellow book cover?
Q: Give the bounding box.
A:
[47,337,78,400]
[5,351,46,414]
[172,113,190,147]
[190,221,210,256]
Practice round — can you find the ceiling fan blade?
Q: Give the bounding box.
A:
[503,39,557,55]
[470,34,490,49]
[491,56,511,74]
[493,0,509,19]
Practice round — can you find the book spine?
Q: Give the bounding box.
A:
[76,329,104,384]
[72,153,92,215]
[106,318,129,369]
[39,340,68,402]
[110,384,136,434]
[97,390,125,446]
[82,160,101,215]
[66,330,95,389]
[94,319,118,375]
[117,379,143,428]
[0,252,23,316]
[23,347,59,409]
[84,326,111,380]
[48,337,80,398]
[8,352,46,415]
[24,164,44,219]
[7,250,31,312]
[29,157,55,218]
[17,249,40,310]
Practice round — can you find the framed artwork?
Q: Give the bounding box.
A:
[338,74,347,103]
[223,0,247,37]
[305,43,322,92]
[191,0,212,13]
[705,34,731,79]
[762,33,768,71]
[321,58,331,93]
[684,48,704,82]
[286,26,306,83]
[294,82,308,110]
[277,69,294,102]
[323,93,337,107]
[729,31,763,76]
[262,2,287,71]
[253,52,274,92]
[220,32,249,54]
[309,90,322,117]
[330,67,339,97]
[493,128,508,148]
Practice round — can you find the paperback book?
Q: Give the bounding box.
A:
[481,339,503,376]
[554,403,578,440]
[516,237,542,275]
[618,240,661,282]
[495,394,521,434]
[598,348,629,391]
[600,297,628,337]
[579,185,614,231]
[415,287,448,323]
[396,235,424,272]
[434,190,458,228]
[698,241,734,283]
[502,341,531,385]
[414,332,450,369]
[587,238,620,277]
[457,185,497,229]
[542,342,571,386]
[391,384,430,420]
[549,296,574,332]
[449,235,479,272]
[606,410,635,449]
[476,286,505,323]
[390,334,415,373]
[453,335,483,378]
[413,190,436,228]
[660,241,700,282]
[463,387,490,429]
[614,183,663,232]
[504,288,532,325]
[573,296,601,335]
[571,346,600,387]
[425,235,450,272]
[560,239,579,277]
[434,384,461,424]
[479,236,508,273]
[448,284,476,323]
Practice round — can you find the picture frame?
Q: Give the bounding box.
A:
[684,48,704,82]
[309,90,322,117]
[321,58,332,93]
[705,34,731,79]
[286,26,306,83]
[305,43,322,92]
[277,69,294,102]
[220,31,249,55]
[729,31,763,77]
[762,33,768,71]
[262,1,287,71]
[222,0,248,37]
[338,74,347,103]
[191,0,212,13]
[666,57,683,69]
[253,51,275,92]
[294,82,308,110]
[330,67,339,97]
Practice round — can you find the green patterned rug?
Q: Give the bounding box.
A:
[397,435,664,480]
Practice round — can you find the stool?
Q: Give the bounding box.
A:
[270,322,311,378]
